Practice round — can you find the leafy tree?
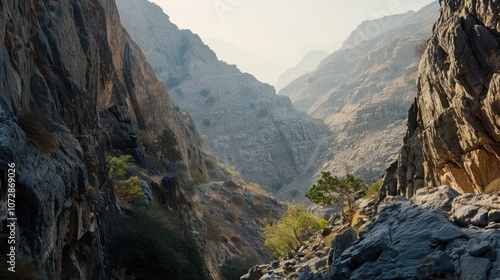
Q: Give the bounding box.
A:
[158,127,182,162]
[108,155,143,200]
[261,204,328,257]
[139,127,182,162]
[305,172,365,226]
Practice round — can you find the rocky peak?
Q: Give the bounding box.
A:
[388,0,500,196]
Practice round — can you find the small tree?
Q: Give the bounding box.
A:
[305,172,365,226]
[157,127,182,162]
[261,204,328,257]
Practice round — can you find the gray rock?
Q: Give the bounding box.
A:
[452,205,489,227]
[430,225,465,246]
[413,185,460,211]
[324,201,453,279]
[460,254,492,280]
[416,251,455,280]
[327,228,358,265]
[488,210,500,223]
[469,241,492,257]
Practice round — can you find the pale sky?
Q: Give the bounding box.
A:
[149,0,436,84]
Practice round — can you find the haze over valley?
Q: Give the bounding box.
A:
[1,0,499,279]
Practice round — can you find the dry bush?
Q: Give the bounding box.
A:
[415,40,428,58]
[485,178,500,195]
[17,112,58,155]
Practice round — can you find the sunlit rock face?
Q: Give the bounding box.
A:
[396,0,500,196]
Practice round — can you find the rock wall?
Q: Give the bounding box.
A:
[116,0,331,192]
[0,0,205,278]
[394,0,500,196]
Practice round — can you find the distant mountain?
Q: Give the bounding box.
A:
[202,38,282,85]
[278,2,439,198]
[116,0,330,194]
[275,50,330,92]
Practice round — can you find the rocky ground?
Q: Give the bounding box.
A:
[242,186,500,280]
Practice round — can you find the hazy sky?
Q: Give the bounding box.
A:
[149,0,436,84]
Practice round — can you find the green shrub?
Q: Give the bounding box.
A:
[111,209,208,280]
[220,256,259,280]
[17,112,58,155]
[261,204,328,257]
[108,155,144,200]
[114,176,143,200]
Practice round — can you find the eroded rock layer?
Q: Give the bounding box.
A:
[395,0,500,196]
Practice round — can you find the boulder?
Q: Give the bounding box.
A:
[416,251,455,280]
[459,254,492,280]
[451,205,489,227]
[412,185,460,211]
[327,228,358,265]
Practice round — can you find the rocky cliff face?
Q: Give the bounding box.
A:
[278,3,439,188]
[391,0,500,196]
[116,0,331,192]
[0,0,206,278]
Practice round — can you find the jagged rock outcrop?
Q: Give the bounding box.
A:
[0,0,206,278]
[279,3,439,189]
[116,0,331,192]
[390,0,500,196]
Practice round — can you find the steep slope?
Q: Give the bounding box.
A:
[387,0,500,196]
[0,0,209,278]
[275,50,329,92]
[279,2,439,190]
[116,0,331,193]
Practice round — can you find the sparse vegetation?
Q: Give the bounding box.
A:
[485,178,500,194]
[363,179,382,199]
[257,108,268,118]
[202,119,212,127]
[261,204,328,257]
[17,111,58,155]
[305,172,365,226]
[108,155,143,201]
[205,96,216,105]
[199,89,210,97]
[139,127,182,162]
[111,207,208,280]
[415,40,428,57]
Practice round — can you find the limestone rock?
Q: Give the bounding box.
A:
[393,0,500,194]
